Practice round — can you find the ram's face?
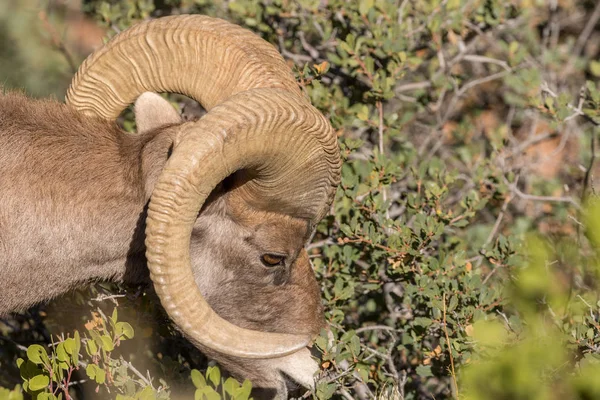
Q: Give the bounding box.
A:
[190,192,324,335]
[186,192,325,396]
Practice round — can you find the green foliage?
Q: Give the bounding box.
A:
[0,386,23,400]
[461,216,600,399]
[0,0,91,97]
[86,0,156,33]
[3,306,249,400]
[11,307,171,399]
[2,0,600,399]
[190,367,252,400]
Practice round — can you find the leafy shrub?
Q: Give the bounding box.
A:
[1,0,600,399]
[5,305,247,400]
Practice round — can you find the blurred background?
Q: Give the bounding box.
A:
[0,0,105,98]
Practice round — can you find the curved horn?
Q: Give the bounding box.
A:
[147,88,339,357]
[68,15,341,358]
[66,15,303,118]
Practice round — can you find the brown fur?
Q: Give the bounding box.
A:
[0,91,323,396]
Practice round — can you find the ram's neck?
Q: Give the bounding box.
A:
[0,95,172,314]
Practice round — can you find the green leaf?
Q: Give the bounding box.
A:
[136,386,155,400]
[70,335,80,367]
[100,335,115,352]
[447,0,461,10]
[115,322,135,340]
[26,345,49,366]
[223,377,240,396]
[73,331,81,352]
[349,335,361,355]
[90,330,103,350]
[191,369,206,389]
[55,344,69,365]
[196,387,220,400]
[316,381,336,399]
[19,359,43,381]
[85,364,97,379]
[111,308,118,324]
[237,380,252,400]
[206,366,221,387]
[344,138,364,150]
[339,41,353,54]
[413,317,433,327]
[63,338,76,355]
[95,368,106,385]
[448,295,459,312]
[359,0,373,16]
[590,61,600,77]
[86,339,98,356]
[356,105,370,121]
[28,375,50,391]
[416,365,433,377]
[355,363,369,382]
[315,333,328,352]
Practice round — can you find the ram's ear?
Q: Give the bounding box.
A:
[135,92,182,133]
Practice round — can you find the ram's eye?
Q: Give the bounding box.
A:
[261,254,285,267]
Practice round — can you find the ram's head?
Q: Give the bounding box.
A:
[66,15,340,396]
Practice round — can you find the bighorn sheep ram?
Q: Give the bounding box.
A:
[0,15,340,397]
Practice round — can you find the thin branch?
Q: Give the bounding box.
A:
[582,125,597,202]
[338,388,356,400]
[0,336,29,352]
[510,183,581,209]
[442,293,459,399]
[91,294,126,303]
[38,11,77,74]
[325,368,355,384]
[572,0,600,58]
[376,100,391,221]
[122,360,153,387]
[298,31,320,59]
[501,131,559,160]
[355,325,402,334]
[395,81,432,93]
[307,238,335,250]
[479,194,513,277]
[462,54,511,71]
[457,69,514,97]
[496,310,517,334]
[377,101,385,155]
[542,83,600,126]
[278,35,312,63]
[442,69,515,122]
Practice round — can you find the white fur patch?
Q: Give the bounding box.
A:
[271,348,319,389]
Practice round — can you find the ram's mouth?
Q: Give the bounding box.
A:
[283,374,307,398]
[272,347,320,394]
